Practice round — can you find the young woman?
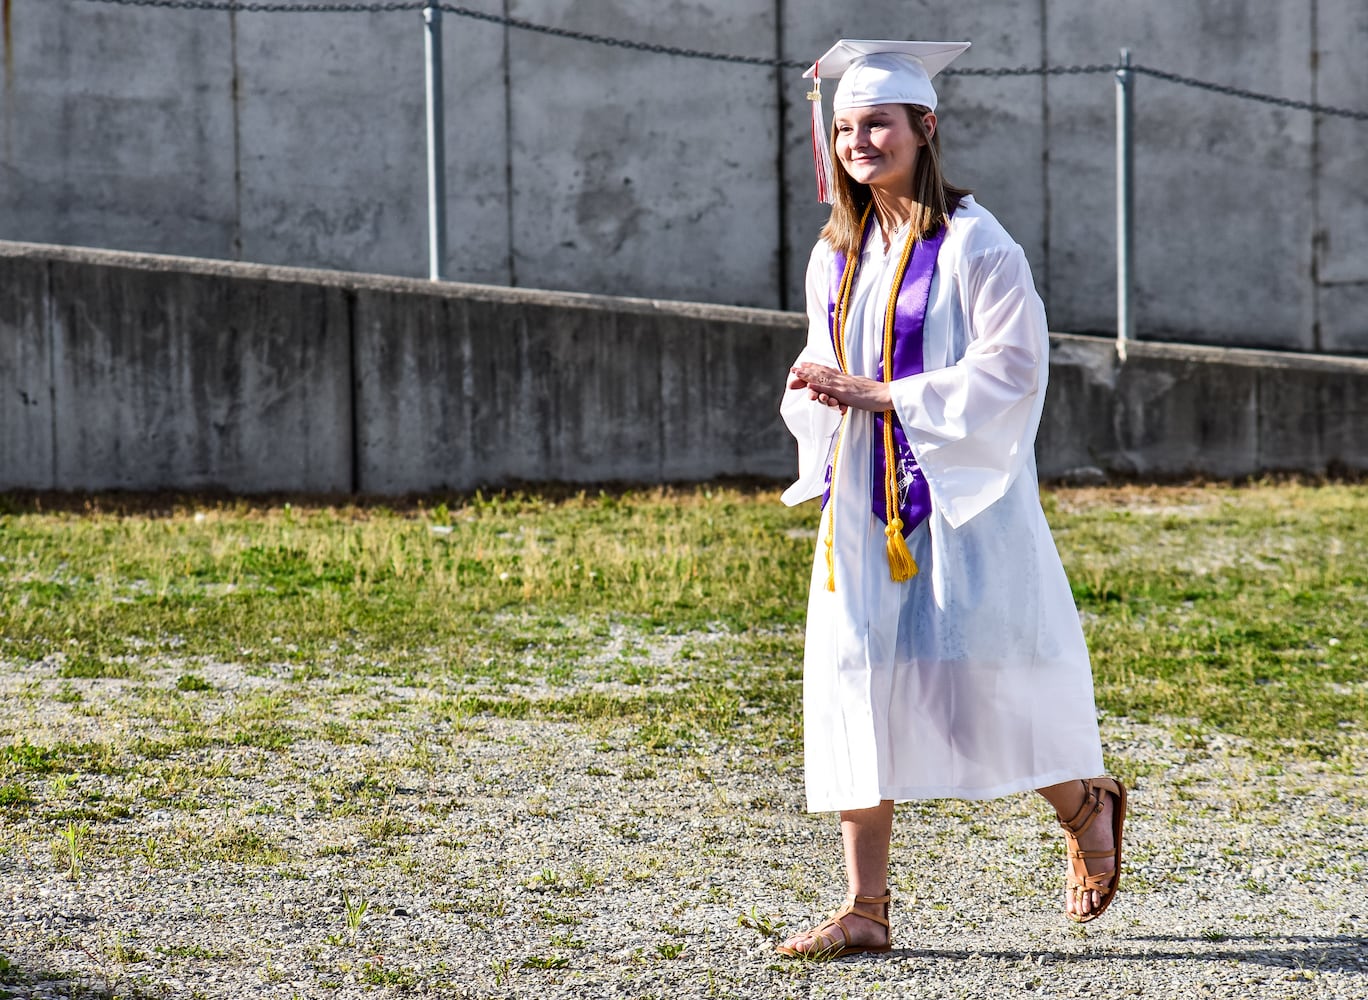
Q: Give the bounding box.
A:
[776,39,1126,959]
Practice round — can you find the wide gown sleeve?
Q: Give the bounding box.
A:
[781,243,844,507]
[888,244,1048,529]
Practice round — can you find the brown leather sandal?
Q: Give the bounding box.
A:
[1058,776,1128,923]
[775,891,892,960]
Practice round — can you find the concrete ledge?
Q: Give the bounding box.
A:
[0,253,53,490]
[3,240,1366,494]
[1043,334,1368,480]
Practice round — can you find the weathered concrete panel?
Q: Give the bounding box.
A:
[1036,334,1119,479]
[1038,63,1113,337]
[1311,352,1368,476]
[0,4,237,258]
[505,0,779,307]
[232,4,510,284]
[1045,336,1258,476]
[45,252,352,492]
[654,304,798,481]
[1312,2,1368,355]
[0,252,53,489]
[233,13,425,275]
[1047,1,1316,348]
[1317,283,1368,357]
[352,289,465,494]
[438,5,517,287]
[1315,1,1368,287]
[1114,350,1261,479]
[354,284,799,492]
[357,290,667,490]
[1256,352,1368,476]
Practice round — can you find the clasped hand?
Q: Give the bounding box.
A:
[789,363,893,413]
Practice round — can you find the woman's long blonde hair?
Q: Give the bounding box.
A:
[819,104,971,258]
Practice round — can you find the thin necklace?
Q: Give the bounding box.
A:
[880,213,910,249]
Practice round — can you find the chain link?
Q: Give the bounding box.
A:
[68,0,1368,120]
[945,64,1113,78]
[1131,64,1368,122]
[73,0,422,11]
[435,3,800,67]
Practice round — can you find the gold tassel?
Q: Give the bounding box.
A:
[824,535,836,592]
[884,519,919,581]
[877,228,920,584]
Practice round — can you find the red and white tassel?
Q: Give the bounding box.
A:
[807,68,835,205]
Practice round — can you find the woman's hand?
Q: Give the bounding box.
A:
[789,363,892,413]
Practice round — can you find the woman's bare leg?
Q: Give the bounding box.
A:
[778,800,894,954]
[1037,780,1116,919]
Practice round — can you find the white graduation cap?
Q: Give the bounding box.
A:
[804,39,971,203]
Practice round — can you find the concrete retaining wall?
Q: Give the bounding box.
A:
[3,240,1367,495]
[2,2,1366,353]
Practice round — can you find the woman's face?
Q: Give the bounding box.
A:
[833,104,932,194]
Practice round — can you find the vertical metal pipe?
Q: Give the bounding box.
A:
[1115,48,1134,360]
[424,2,447,281]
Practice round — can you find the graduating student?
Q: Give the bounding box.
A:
[777,39,1127,959]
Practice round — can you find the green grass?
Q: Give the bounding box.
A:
[1044,482,1367,753]
[0,482,1364,779]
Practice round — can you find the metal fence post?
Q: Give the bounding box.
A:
[1115,48,1134,361]
[424,2,447,281]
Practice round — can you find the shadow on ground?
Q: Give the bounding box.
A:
[892,934,1365,974]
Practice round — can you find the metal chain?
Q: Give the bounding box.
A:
[67,0,1368,120]
[945,64,1114,78]
[72,0,423,11]
[1132,64,1368,122]
[436,2,798,67]
[444,8,1118,78]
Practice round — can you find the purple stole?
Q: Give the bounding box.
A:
[825,217,948,537]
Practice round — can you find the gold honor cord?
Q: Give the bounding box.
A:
[823,203,920,592]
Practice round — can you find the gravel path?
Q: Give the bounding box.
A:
[1,671,1365,999]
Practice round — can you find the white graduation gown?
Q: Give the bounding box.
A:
[782,197,1104,812]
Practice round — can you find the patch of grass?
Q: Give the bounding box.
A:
[57,654,138,680]
[2,740,119,777]
[1,740,61,772]
[230,723,297,751]
[0,783,33,808]
[522,955,570,970]
[196,826,289,866]
[357,961,418,987]
[361,814,415,841]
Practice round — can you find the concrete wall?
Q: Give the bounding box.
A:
[4,240,1368,495]
[3,3,1366,353]
[1,245,355,492]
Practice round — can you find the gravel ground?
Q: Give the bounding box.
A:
[1,667,1365,1000]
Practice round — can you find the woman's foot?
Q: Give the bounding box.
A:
[1055,777,1127,922]
[775,892,892,959]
